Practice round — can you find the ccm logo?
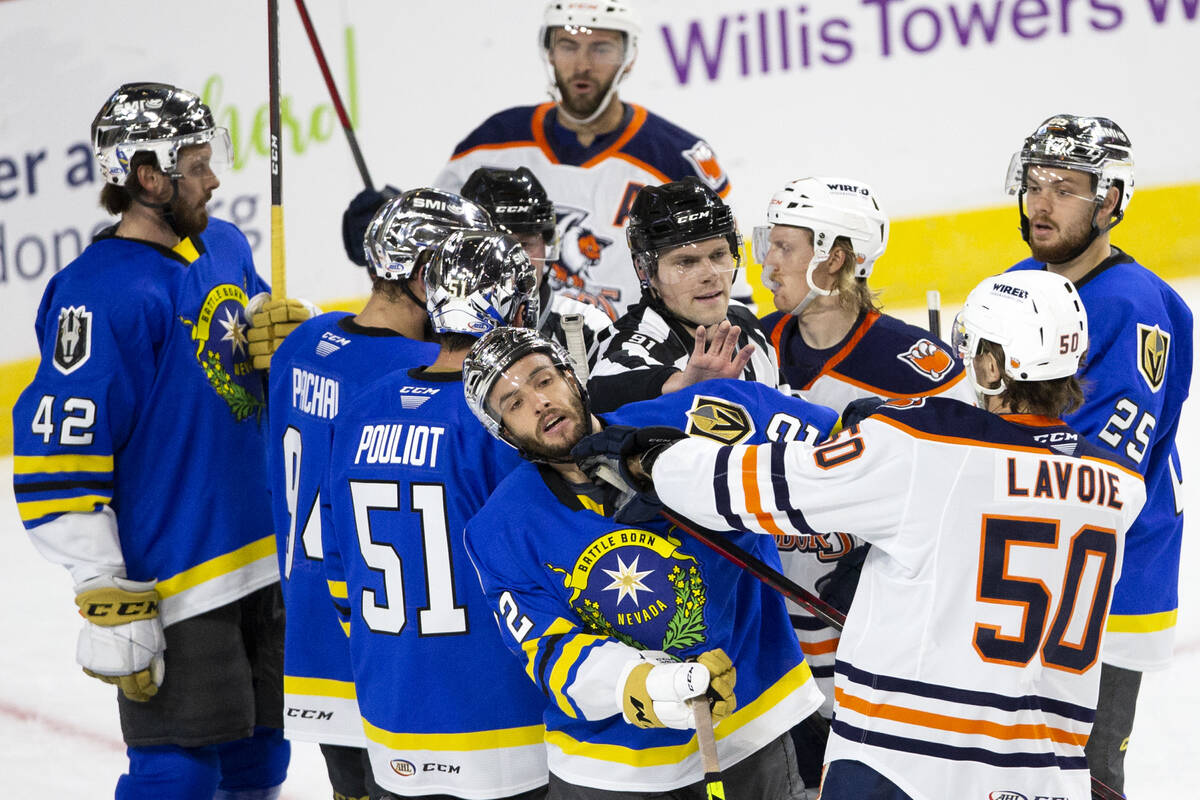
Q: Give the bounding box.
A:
[494,205,532,213]
[677,211,710,223]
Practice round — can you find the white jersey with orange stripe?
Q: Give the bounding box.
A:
[433,102,750,320]
[650,397,1146,800]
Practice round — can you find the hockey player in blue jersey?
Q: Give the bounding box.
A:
[12,83,289,800]
[321,230,550,799]
[1003,114,1193,794]
[265,189,491,798]
[461,326,838,796]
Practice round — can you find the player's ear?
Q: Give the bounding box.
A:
[974,350,1002,391]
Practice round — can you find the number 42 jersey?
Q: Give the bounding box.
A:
[653,398,1146,800]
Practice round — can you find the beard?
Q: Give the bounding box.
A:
[169,192,211,238]
[1027,214,1093,265]
[555,72,616,119]
[515,391,590,463]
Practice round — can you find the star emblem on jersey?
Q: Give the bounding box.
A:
[218,306,248,356]
[897,338,955,381]
[1136,323,1170,392]
[547,529,709,651]
[53,305,93,375]
[685,395,753,444]
[602,554,655,607]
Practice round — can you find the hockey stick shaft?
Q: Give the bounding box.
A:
[293,0,375,191]
[660,509,846,630]
[926,289,941,339]
[268,0,287,298]
[689,697,726,799]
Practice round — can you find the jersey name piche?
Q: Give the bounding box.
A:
[353,423,445,467]
[291,367,340,420]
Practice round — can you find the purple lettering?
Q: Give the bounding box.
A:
[660,18,729,84]
[1012,0,1051,38]
[779,7,792,70]
[1146,0,1200,23]
[903,6,943,53]
[863,0,905,57]
[821,18,855,63]
[947,1,1005,45]
[1090,0,1124,29]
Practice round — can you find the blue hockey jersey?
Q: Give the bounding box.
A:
[12,220,277,625]
[1010,250,1193,670]
[463,380,837,791]
[266,311,437,746]
[434,102,736,320]
[322,366,547,798]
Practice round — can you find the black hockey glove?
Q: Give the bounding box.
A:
[839,396,887,430]
[814,543,871,616]
[341,184,400,266]
[571,425,688,523]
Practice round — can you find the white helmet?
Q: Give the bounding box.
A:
[539,1,641,126]
[952,270,1088,400]
[752,177,889,315]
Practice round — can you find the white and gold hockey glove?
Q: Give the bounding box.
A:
[74,576,166,703]
[246,293,320,370]
[616,649,737,729]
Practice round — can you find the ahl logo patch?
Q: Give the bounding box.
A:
[685,395,753,444]
[1136,323,1170,392]
[54,306,93,375]
[897,338,954,381]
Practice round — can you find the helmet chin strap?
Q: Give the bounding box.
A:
[133,178,186,238]
[785,257,838,317]
[547,50,634,127]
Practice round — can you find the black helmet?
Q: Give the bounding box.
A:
[461,167,559,257]
[626,177,741,287]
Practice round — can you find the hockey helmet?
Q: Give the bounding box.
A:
[363,188,493,282]
[460,167,560,259]
[539,1,641,125]
[424,230,539,337]
[92,82,232,187]
[952,270,1088,399]
[463,326,587,448]
[626,177,742,288]
[1005,114,1134,242]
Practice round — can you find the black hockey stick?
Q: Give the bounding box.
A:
[268,0,287,297]
[660,509,846,630]
[293,0,376,191]
[926,289,941,339]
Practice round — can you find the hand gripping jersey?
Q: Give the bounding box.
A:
[537,284,616,374]
[1010,250,1192,671]
[761,307,976,714]
[588,301,780,413]
[464,380,836,791]
[265,312,437,745]
[322,367,547,798]
[652,398,1147,800]
[13,221,278,625]
[433,103,734,320]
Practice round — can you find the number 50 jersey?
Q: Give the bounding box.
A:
[322,367,547,799]
[653,398,1147,800]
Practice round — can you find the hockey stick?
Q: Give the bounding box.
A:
[660,509,846,630]
[690,697,726,799]
[926,289,941,339]
[268,0,287,298]
[293,0,376,191]
[561,313,591,381]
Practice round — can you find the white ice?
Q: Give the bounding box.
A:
[1,286,1197,798]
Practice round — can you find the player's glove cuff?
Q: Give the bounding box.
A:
[74,576,166,703]
[616,650,709,730]
[247,293,320,370]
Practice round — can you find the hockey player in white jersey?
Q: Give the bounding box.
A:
[460,166,615,374]
[591,270,1147,800]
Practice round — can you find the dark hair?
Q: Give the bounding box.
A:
[435,331,480,353]
[98,151,159,216]
[979,340,1084,417]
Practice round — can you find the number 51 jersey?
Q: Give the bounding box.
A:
[322,367,547,799]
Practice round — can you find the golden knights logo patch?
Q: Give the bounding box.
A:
[548,528,709,651]
[53,305,92,375]
[180,283,265,421]
[1136,323,1170,393]
[685,395,753,444]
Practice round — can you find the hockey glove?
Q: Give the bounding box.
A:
[247,293,320,370]
[837,396,887,431]
[342,184,400,266]
[571,425,688,523]
[814,543,871,616]
[616,649,737,730]
[74,576,166,703]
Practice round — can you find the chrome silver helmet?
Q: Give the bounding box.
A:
[364,188,493,281]
[424,230,538,336]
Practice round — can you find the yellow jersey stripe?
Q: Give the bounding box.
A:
[362,718,544,751]
[157,535,276,599]
[14,453,114,475]
[1107,609,1178,633]
[173,237,201,263]
[284,675,357,700]
[546,660,813,765]
[327,580,349,599]
[17,494,110,522]
[547,632,605,720]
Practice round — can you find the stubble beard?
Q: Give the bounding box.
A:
[518,393,589,463]
[556,72,614,119]
[1029,219,1092,265]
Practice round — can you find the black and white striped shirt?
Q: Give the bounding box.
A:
[588,298,781,413]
